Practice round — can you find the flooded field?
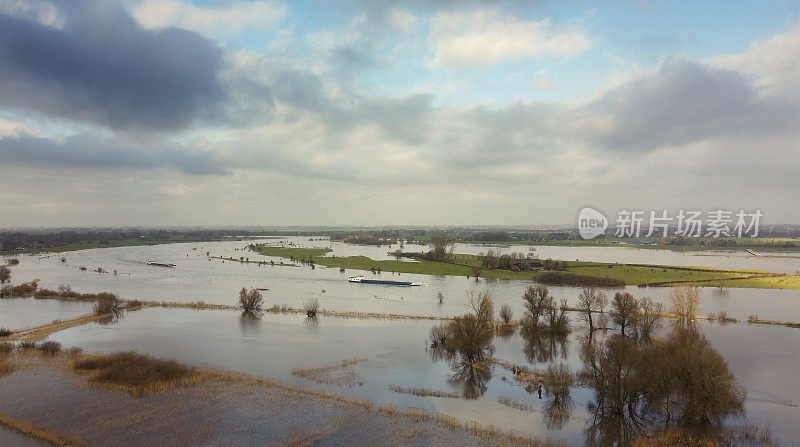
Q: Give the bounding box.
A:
[2,238,799,445]
[0,298,95,331]
[43,305,800,445]
[7,237,800,322]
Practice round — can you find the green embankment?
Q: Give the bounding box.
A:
[253,244,794,288]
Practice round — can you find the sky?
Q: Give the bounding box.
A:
[0,0,799,227]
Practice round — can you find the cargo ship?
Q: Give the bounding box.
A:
[348,276,424,286]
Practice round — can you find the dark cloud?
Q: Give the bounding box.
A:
[0,133,228,175]
[0,0,225,131]
[584,58,799,151]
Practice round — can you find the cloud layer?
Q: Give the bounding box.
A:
[0,1,798,225]
[0,0,225,131]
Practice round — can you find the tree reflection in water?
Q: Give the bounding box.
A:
[428,291,496,399]
[542,363,575,430]
[522,328,568,364]
[579,326,745,446]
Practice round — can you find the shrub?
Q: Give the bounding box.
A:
[93,293,123,315]
[238,288,264,315]
[0,266,10,283]
[0,285,11,298]
[6,258,19,265]
[10,283,36,296]
[499,303,513,325]
[18,340,37,350]
[73,351,193,395]
[38,341,62,356]
[304,298,320,317]
[0,327,11,337]
[0,342,13,354]
[125,299,144,309]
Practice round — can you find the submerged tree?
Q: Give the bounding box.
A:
[633,297,663,343]
[577,287,607,331]
[239,288,264,316]
[669,284,700,326]
[580,326,745,445]
[428,289,496,399]
[610,292,638,337]
[521,285,569,334]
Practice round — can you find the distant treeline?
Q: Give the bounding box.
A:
[329,234,400,246]
[0,229,320,252]
[478,250,567,272]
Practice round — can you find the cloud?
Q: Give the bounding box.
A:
[430,9,591,70]
[582,57,800,151]
[0,0,226,131]
[0,132,227,175]
[133,0,286,37]
[713,20,800,98]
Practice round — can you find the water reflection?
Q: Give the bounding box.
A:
[239,313,261,334]
[522,330,568,364]
[579,326,745,445]
[450,358,493,399]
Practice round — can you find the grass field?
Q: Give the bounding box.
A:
[704,275,800,289]
[253,244,786,287]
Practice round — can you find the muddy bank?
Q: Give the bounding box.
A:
[0,355,540,446]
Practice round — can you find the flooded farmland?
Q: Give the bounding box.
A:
[2,238,799,445]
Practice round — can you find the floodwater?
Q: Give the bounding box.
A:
[0,298,94,331]
[0,425,50,447]
[3,238,799,444]
[5,237,800,322]
[46,306,800,445]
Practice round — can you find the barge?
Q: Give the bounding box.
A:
[146,260,176,268]
[348,276,424,286]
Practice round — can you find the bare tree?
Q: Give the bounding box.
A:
[577,287,607,331]
[669,285,700,325]
[522,285,551,328]
[634,297,664,342]
[466,290,494,328]
[610,292,638,336]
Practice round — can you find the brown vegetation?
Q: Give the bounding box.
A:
[0,409,84,446]
[73,352,199,395]
[388,385,460,399]
[238,287,264,315]
[669,284,700,325]
[291,358,364,385]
